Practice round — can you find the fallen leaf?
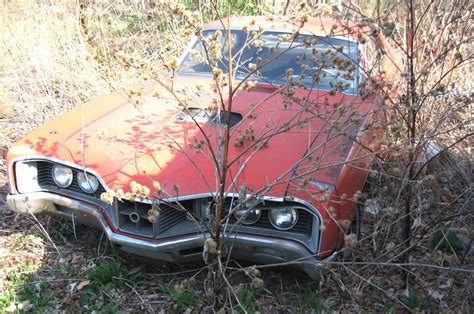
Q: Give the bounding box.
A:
[428,288,444,301]
[411,217,422,229]
[5,301,16,313]
[17,300,32,311]
[68,282,78,294]
[76,280,90,291]
[31,237,43,246]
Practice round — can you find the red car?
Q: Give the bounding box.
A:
[6,16,398,278]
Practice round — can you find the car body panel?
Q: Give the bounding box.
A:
[8,76,375,196]
[6,16,400,276]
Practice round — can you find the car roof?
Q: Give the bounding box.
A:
[203,16,367,41]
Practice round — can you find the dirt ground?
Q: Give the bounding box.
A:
[0,182,331,312]
[1,181,472,312]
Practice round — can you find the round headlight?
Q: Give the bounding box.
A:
[52,164,73,188]
[77,171,99,193]
[268,208,299,230]
[233,205,261,225]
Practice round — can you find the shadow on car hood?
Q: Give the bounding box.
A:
[8,77,376,198]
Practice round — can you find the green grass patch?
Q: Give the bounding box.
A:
[88,259,143,285]
[427,228,464,254]
[80,259,143,310]
[403,288,428,311]
[277,288,327,312]
[0,288,17,311]
[88,259,128,289]
[157,279,198,311]
[170,287,197,310]
[18,283,52,310]
[0,261,52,312]
[236,285,264,313]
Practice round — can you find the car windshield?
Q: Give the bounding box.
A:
[178,29,360,94]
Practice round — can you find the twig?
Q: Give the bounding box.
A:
[122,280,155,314]
[341,265,412,312]
[218,257,247,313]
[25,205,62,258]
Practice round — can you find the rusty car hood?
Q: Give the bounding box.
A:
[8,77,375,197]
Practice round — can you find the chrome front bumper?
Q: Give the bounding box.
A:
[7,192,337,279]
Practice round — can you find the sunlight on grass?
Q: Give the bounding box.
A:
[0,232,47,312]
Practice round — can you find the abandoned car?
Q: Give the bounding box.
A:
[6,16,398,278]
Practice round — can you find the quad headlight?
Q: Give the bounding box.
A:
[52,164,73,188]
[268,208,299,230]
[77,171,99,193]
[233,205,261,225]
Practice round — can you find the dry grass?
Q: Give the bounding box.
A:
[0,0,187,150]
[0,2,107,143]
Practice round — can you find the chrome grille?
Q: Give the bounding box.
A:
[117,200,188,238]
[33,159,314,240]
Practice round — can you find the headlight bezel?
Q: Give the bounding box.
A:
[268,207,299,230]
[52,164,73,188]
[77,171,99,193]
[12,158,105,196]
